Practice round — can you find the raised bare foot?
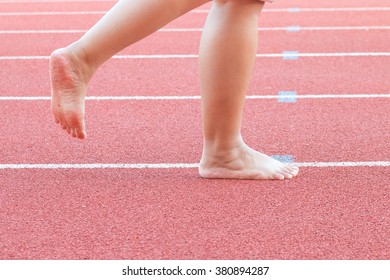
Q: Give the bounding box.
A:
[199,141,299,180]
[49,46,91,139]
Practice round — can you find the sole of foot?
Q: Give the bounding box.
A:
[49,47,88,139]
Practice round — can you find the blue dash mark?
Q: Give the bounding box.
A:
[271,155,295,163]
[283,51,299,60]
[286,26,301,32]
[288,7,301,13]
[278,91,297,103]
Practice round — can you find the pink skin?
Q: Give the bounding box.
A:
[50,0,299,180]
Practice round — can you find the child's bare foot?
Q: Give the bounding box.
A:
[199,140,299,180]
[49,46,92,139]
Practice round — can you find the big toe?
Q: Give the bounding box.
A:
[76,128,86,139]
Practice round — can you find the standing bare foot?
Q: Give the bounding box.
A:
[49,46,92,139]
[199,140,299,180]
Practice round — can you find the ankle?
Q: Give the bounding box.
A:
[201,137,247,164]
[66,42,97,83]
[204,133,246,148]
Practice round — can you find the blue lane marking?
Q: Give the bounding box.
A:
[288,7,301,13]
[286,26,301,32]
[283,51,299,60]
[278,91,297,103]
[272,155,295,163]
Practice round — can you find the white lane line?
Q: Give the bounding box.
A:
[2,94,390,101]
[113,54,200,59]
[287,26,390,31]
[297,161,390,167]
[286,52,390,58]
[275,94,390,99]
[0,163,199,169]
[1,26,390,34]
[0,11,106,16]
[1,52,390,61]
[0,0,112,2]
[1,161,390,169]
[0,55,49,60]
[278,7,390,12]
[193,7,390,13]
[1,7,390,16]
[0,29,87,34]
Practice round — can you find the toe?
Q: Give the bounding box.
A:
[272,172,285,180]
[70,128,77,138]
[75,128,86,139]
[289,166,299,176]
[281,170,293,179]
[277,165,295,179]
[285,164,299,176]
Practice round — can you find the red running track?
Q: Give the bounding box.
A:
[1,28,390,56]
[2,57,390,97]
[0,0,390,260]
[1,99,390,164]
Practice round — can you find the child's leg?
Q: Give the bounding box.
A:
[50,0,210,139]
[198,0,299,180]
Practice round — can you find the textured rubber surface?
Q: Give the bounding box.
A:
[0,0,389,260]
